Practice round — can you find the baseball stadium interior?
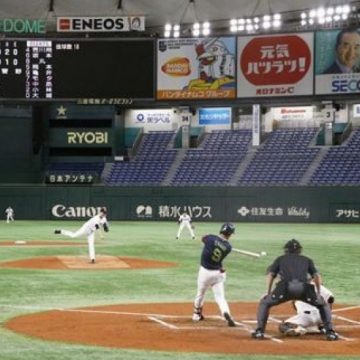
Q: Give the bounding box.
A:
[1,2,360,360]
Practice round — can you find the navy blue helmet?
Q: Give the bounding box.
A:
[220,223,235,236]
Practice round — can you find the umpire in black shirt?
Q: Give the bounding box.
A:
[252,239,338,341]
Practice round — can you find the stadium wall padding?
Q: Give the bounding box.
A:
[0,186,359,223]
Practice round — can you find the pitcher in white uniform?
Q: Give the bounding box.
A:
[176,212,195,240]
[54,207,109,263]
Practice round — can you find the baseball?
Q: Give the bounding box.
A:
[260,251,267,256]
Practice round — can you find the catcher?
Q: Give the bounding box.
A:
[279,284,335,336]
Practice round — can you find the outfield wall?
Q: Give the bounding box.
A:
[1,186,359,223]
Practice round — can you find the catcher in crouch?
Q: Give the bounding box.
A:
[279,284,335,336]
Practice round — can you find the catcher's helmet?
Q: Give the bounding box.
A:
[220,223,235,236]
[284,239,302,254]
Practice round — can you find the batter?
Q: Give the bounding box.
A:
[192,222,236,327]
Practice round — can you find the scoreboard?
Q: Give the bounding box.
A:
[0,39,154,100]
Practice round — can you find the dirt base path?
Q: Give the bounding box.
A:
[0,255,177,270]
[5,302,360,355]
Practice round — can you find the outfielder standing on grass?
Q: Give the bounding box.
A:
[192,222,236,327]
[54,207,109,264]
[251,239,338,341]
[176,212,195,240]
[5,206,14,224]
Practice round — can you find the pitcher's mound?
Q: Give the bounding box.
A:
[0,255,177,270]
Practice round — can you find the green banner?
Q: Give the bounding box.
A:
[49,128,113,147]
[0,185,360,222]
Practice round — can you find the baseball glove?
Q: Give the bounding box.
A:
[103,223,109,232]
[278,322,307,336]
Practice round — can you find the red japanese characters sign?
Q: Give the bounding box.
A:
[237,33,313,97]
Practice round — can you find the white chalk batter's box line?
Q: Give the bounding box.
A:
[1,304,358,342]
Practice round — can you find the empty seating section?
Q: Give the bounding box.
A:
[47,162,104,176]
[239,128,319,186]
[106,131,176,185]
[310,128,360,186]
[171,130,252,185]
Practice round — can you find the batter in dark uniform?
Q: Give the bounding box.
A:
[252,239,338,341]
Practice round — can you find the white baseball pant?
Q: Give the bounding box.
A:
[177,222,195,238]
[60,227,96,261]
[285,308,322,328]
[194,266,231,315]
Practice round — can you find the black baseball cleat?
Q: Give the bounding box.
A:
[54,230,61,234]
[224,312,236,327]
[192,307,204,321]
[325,329,339,341]
[90,259,96,264]
[251,328,265,339]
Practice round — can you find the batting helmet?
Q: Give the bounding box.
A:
[220,223,235,236]
[284,239,302,254]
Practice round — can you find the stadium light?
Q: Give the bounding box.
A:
[300,4,353,27]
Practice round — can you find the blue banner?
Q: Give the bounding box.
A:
[199,107,231,125]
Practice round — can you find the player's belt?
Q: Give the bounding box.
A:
[304,310,311,314]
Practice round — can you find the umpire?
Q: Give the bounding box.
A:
[251,239,338,341]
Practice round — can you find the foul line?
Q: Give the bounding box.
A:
[333,305,360,313]
[1,303,358,342]
[234,321,284,343]
[148,316,179,330]
[334,314,360,325]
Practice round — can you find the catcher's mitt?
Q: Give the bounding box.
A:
[278,322,307,336]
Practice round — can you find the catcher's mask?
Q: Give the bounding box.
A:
[284,239,302,254]
[220,223,235,236]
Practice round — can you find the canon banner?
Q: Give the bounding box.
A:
[315,29,360,94]
[237,33,313,97]
[157,37,236,100]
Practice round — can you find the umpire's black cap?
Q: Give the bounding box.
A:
[284,239,302,254]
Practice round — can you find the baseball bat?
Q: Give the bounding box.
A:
[232,248,266,258]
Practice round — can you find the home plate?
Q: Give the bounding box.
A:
[57,255,130,269]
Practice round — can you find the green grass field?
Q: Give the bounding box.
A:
[0,220,359,360]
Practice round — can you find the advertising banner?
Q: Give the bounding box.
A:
[125,109,175,131]
[157,37,236,100]
[199,107,231,125]
[0,18,46,34]
[353,104,360,117]
[48,128,113,147]
[237,32,313,97]
[252,104,261,146]
[329,203,360,222]
[315,29,360,94]
[272,106,314,121]
[57,16,145,32]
